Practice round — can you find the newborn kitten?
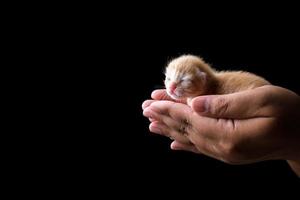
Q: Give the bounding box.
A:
[164,55,270,103]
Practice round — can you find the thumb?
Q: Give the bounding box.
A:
[190,87,273,119]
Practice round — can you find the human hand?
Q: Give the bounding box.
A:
[142,86,300,175]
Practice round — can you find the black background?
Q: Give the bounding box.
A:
[85,29,300,186]
[116,42,299,179]
[39,6,300,193]
[8,3,300,198]
[82,13,300,184]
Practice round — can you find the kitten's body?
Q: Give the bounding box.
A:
[215,70,270,94]
[164,55,270,102]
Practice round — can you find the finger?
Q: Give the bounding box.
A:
[151,89,172,100]
[145,101,197,137]
[171,138,223,161]
[170,140,200,154]
[149,121,169,136]
[146,109,190,142]
[145,101,225,140]
[151,89,186,103]
[149,118,191,143]
[149,121,189,143]
[142,100,157,110]
[145,105,181,130]
[143,105,166,120]
[190,86,277,119]
[149,117,156,122]
[148,101,192,120]
[168,128,191,144]
[150,118,222,159]
[146,99,248,161]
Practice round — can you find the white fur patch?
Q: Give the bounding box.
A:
[196,69,206,81]
[166,68,177,83]
[181,80,192,87]
[182,74,192,81]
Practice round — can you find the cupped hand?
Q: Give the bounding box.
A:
[142,86,300,175]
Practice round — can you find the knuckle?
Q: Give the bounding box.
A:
[218,140,246,165]
[210,97,230,116]
[175,118,191,137]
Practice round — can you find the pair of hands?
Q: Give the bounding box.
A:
[142,85,300,176]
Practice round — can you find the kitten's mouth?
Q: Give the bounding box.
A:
[167,90,185,100]
[170,94,181,100]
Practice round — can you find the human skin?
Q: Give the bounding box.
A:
[142,86,300,176]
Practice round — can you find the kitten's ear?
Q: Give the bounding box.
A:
[196,69,206,81]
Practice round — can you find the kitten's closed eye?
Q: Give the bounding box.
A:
[181,79,193,87]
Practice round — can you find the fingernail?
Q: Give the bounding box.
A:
[143,107,153,118]
[170,141,181,150]
[150,126,162,134]
[142,101,151,110]
[149,117,155,122]
[193,97,209,113]
[142,101,147,110]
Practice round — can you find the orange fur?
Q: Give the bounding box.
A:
[215,71,270,94]
[164,55,270,100]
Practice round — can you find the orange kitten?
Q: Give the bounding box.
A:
[164,55,270,103]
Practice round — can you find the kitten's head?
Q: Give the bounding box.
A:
[164,55,213,100]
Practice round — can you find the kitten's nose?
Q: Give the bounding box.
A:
[169,82,177,93]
